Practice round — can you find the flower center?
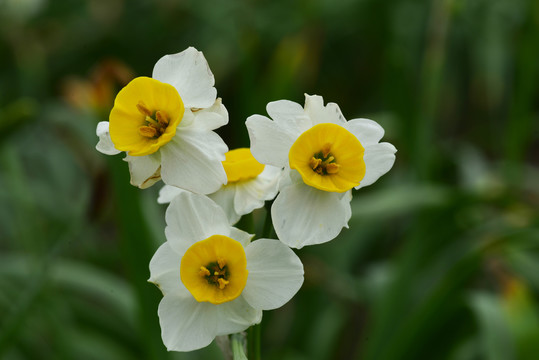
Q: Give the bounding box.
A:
[136,101,170,139]
[180,235,248,305]
[222,148,265,183]
[198,257,230,289]
[109,76,185,157]
[288,123,366,193]
[309,143,340,175]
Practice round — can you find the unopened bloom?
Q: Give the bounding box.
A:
[149,191,304,352]
[96,47,228,194]
[246,94,396,248]
[159,148,281,224]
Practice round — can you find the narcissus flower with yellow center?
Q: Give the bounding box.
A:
[96,47,228,194]
[246,94,396,248]
[158,148,281,224]
[149,191,303,352]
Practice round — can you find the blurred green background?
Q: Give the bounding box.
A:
[1,0,538,359]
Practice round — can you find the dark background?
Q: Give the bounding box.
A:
[1,0,538,359]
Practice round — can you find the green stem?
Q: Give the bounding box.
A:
[247,324,261,360]
[231,333,248,360]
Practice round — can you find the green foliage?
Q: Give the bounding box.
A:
[1,0,538,359]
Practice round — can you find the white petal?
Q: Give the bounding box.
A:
[233,166,281,216]
[343,118,385,146]
[160,127,227,194]
[95,121,121,155]
[356,142,397,189]
[158,295,218,352]
[276,166,299,191]
[189,98,229,131]
[242,239,304,310]
[272,180,352,248]
[215,297,262,335]
[227,227,253,248]
[152,47,217,109]
[148,242,189,297]
[124,152,161,189]
[208,184,241,225]
[266,100,311,134]
[246,114,296,167]
[165,191,231,255]
[157,185,185,204]
[304,94,347,126]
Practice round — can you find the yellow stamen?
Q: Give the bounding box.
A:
[136,101,153,117]
[145,115,159,126]
[156,110,169,127]
[326,163,340,174]
[218,278,230,289]
[139,126,157,138]
[199,266,211,277]
[322,143,332,158]
[309,157,322,170]
[217,258,226,269]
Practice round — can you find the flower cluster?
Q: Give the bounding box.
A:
[97,47,396,353]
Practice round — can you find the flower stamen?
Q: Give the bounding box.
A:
[136,101,153,117]
[322,143,332,158]
[310,144,340,175]
[199,266,211,277]
[136,102,170,139]
[139,126,158,138]
[156,110,169,127]
[199,258,231,290]
[218,278,229,289]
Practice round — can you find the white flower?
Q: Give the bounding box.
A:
[246,94,396,248]
[158,148,281,224]
[149,191,304,352]
[96,47,228,194]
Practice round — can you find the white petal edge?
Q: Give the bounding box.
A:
[96,121,121,155]
[208,184,241,225]
[266,100,311,135]
[233,166,281,216]
[246,114,296,167]
[356,142,397,189]
[148,242,189,297]
[124,152,161,189]
[157,185,185,204]
[304,94,347,126]
[152,47,217,109]
[242,239,304,310]
[215,296,262,336]
[228,227,253,248]
[158,295,218,352]
[343,118,385,146]
[160,127,227,194]
[272,180,352,248]
[188,98,229,131]
[165,191,231,255]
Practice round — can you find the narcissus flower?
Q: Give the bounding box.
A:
[158,148,281,224]
[246,94,396,248]
[149,191,303,352]
[96,47,228,194]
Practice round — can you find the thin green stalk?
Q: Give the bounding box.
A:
[231,333,248,360]
[247,324,261,360]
